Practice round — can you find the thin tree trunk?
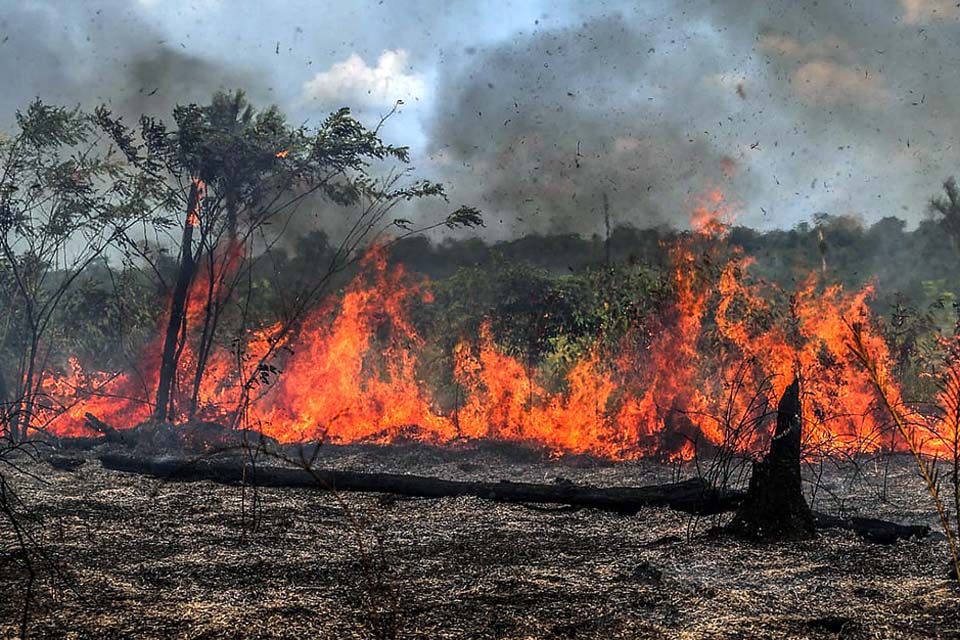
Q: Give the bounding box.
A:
[0,364,10,429]
[225,188,238,244]
[189,188,239,419]
[154,180,202,422]
[14,336,38,441]
[188,250,218,419]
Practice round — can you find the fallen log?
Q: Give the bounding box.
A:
[97,453,932,542]
[46,414,132,450]
[60,414,280,452]
[98,453,743,515]
[53,435,109,450]
[813,513,929,545]
[84,412,122,439]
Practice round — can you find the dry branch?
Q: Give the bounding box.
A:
[97,452,932,542]
[98,452,742,515]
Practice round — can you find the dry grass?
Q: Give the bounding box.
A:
[0,443,958,639]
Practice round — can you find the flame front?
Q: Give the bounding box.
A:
[40,192,941,459]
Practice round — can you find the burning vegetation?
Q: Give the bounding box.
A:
[34,190,935,463]
[1,87,960,638]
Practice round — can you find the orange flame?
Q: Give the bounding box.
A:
[186,178,205,227]
[39,191,937,459]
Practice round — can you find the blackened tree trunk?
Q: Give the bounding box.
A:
[727,378,816,540]
[0,365,9,426]
[153,180,202,422]
[224,187,238,243]
[187,186,238,420]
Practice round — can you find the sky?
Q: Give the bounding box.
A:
[1,0,959,238]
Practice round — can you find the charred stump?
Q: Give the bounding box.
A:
[727,378,816,541]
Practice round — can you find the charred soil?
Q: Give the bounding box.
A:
[1,443,958,639]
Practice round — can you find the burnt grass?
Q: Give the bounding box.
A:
[1,442,959,639]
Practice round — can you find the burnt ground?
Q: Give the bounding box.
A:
[1,443,959,639]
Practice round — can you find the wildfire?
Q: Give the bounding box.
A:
[186,178,205,227]
[39,191,933,460]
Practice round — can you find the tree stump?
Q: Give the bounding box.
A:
[727,378,816,540]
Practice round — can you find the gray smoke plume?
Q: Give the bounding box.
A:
[0,0,265,127]
[4,0,960,236]
[427,14,757,236]
[426,1,960,233]
[684,0,960,227]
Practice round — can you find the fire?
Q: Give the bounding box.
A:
[690,189,732,235]
[247,249,456,443]
[38,191,936,459]
[275,149,289,158]
[186,178,205,227]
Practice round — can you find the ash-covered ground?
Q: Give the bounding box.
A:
[1,443,958,639]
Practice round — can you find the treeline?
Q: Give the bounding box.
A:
[3,89,958,433]
[387,215,959,305]
[57,210,960,401]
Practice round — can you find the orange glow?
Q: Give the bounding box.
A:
[186,178,205,227]
[275,149,289,158]
[39,191,938,459]
[247,248,456,443]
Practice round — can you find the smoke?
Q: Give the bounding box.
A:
[426,14,759,235]
[426,1,960,233]
[5,0,960,237]
[0,0,266,127]
[648,0,960,227]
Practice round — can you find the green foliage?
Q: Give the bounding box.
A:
[0,100,158,437]
[1,102,141,242]
[929,177,960,251]
[414,257,665,398]
[56,263,160,368]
